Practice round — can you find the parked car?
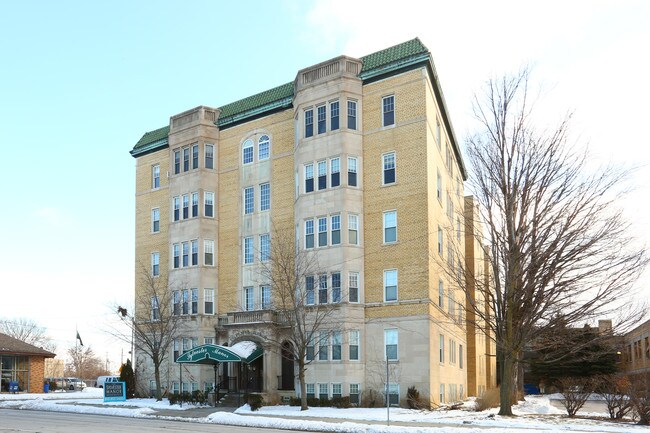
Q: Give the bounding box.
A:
[64,377,86,390]
[96,376,119,388]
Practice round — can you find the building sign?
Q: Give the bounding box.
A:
[175,344,242,363]
[104,381,126,402]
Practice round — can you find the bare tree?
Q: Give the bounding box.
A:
[260,226,341,410]
[463,68,647,415]
[109,265,181,400]
[0,317,56,352]
[65,345,109,381]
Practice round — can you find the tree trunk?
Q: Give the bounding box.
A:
[153,355,162,401]
[498,352,515,416]
[298,359,308,411]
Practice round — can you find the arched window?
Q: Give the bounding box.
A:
[258,135,270,160]
[242,139,253,165]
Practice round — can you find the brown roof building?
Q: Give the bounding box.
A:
[0,332,56,393]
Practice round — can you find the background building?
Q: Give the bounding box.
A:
[130,38,494,406]
[0,332,55,393]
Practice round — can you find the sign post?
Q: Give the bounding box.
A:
[104,381,126,402]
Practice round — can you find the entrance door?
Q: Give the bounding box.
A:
[280,341,294,390]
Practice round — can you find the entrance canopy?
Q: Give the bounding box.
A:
[175,342,262,364]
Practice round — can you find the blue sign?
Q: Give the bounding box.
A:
[103,381,126,402]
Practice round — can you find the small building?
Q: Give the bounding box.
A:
[0,332,56,393]
[622,319,650,374]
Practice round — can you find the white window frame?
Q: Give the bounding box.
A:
[204,240,214,266]
[260,182,270,211]
[348,214,359,245]
[347,156,358,187]
[244,236,254,264]
[151,252,159,277]
[382,95,395,127]
[151,208,160,233]
[305,219,314,249]
[244,286,254,311]
[349,330,360,361]
[204,288,214,315]
[383,210,397,243]
[384,269,398,302]
[204,191,214,218]
[331,214,341,245]
[349,272,359,303]
[258,135,270,160]
[385,328,398,361]
[243,139,254,165]
[205,143,214,169]
[260,285,271,309]
[382,151,396,185]
[260,233,270,262]
[152,165,160,189]
[244,186,254,214]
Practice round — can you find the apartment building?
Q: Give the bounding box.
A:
[130,38,492,406]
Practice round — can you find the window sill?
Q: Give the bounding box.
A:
[382,241,399,246]
[381,182,397,187]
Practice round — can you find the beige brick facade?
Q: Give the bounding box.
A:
[131,39,493,406]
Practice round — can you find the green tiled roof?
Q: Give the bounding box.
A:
[131,38,432,156]
[217,81,294,127]
[130,125,169,155]
[359,37,429,75]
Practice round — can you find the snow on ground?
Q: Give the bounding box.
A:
[0,389,645,432]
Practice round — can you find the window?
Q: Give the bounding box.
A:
[319,332,329,360]
[306,383,315,398]
[386,383,399,406]
[385,329,398,360]
[384,269,397,302]
[318,160,327,190]
[173,340,180,361]
[438,279,444,308]
[332,272,341,302]
[260,183,270,211]
[188,239,197,266]
[151,296,160,321]
[173,291,180,315]
[347,100,357,130]
[439,334,445,363]
[332,383,342,399]
[438,226,443,255]
[319,383,329,398]
[244,187,254,214]
[191,192,199,217]
[243,139,254,164]
[306,337,315,361]
[244,236,254,264]
[448,286,455,316]
[204,240,214,266]
[331,215,341,245]
[305,164,314,193]
[449,339,457,364]
[318,274,328,304]
[183,147,190,172]
[383,210,397,243]
[192,144,199,169]
[191,288,198,315]
[348,157,357,186]
[244,286,254,311]
[318,217,327,247]
[349,330,359,360]
[439,384,445,403]
[174,150,181,174]
[437,169,442,201]
[330,157,340,187]
[182,242,189,267]
[260,234,270,262]
[205,144,214,169]
[173,244,180,269]
[330,100,339,130]
[436,119,441,148]
[204,337,214,345]
[204,288,214,315]
[151,208,160,233]
[382,95,395,126]
[383,152,396,184]
[348,214,359,245]
[152,165,160,189]
[261,285,271,309]
[173,197,180,221]
[317,105,326,134]
[350,384,360,405]
[459,344,464,369]
[305,109,313,138]
[204,192,214,217]
[151,252,159,276]
[332,331,342,360]
[305,219,314,249]
[258,135,270,160]
[349,272,359,303]
[182,194,189,219]
[182,289,189,315]
[306,276,315,305]
[457,217,461,241]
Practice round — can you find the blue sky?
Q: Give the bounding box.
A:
[1,0,648,371]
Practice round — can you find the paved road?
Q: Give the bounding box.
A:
[0,408,309,433]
